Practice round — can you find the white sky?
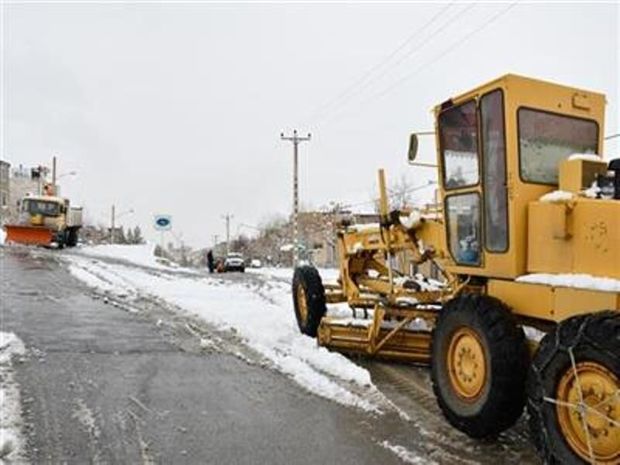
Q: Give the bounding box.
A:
[2,1,618,247]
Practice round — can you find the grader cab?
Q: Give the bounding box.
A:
[292,74,619,464]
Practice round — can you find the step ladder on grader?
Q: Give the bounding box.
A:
[292,75,619,465]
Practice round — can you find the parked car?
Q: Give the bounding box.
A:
[249,258,262,268]
[224,252,245,272]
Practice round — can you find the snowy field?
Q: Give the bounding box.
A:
[64,244,394,414]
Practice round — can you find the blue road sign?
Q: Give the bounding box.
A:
[154,214,172,231]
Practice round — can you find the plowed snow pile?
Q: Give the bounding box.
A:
[0,332,27,464]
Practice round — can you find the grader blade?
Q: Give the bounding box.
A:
[317,319,431,364]
[4,225,53,246]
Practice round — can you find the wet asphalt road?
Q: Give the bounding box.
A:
[0,248,403,465]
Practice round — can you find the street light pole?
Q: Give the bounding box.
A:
[280,130,311,266]
[222,214,233,255]
[110,205,134,244]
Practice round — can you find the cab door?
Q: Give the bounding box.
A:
[439,99,484,271]
[438,89,510,277]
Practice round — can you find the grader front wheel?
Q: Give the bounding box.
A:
[431,294,529,438]
[292,266,327,337]
[527,312,620,465]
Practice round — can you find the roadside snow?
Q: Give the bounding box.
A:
[66,255,385,413]
[517,273,620,293]
[380,441,438,465]
[76,243,171,270]
[0,332,27,464]
[0,229,5,245]
[247,266,340,284]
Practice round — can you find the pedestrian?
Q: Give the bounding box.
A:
[207,249,215,273]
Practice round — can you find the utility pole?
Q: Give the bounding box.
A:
[51,155,58,195]
[222,214,233,255]
[110,204,115,244]
[280,130,311,266]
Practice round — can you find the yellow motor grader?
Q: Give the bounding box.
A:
[292,74,619,464]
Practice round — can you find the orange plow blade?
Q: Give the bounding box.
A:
[4,225,53,246]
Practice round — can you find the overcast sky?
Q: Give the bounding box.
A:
[2,1,618,247]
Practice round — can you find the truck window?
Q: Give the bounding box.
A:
[446,193,481,266]
[518,108,598,184]
[439,100,479,189]
[23,199,60,217]
[481,90,508,253]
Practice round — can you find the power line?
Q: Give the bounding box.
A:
[304,2,456,126]
[362,3,518,107]
[319,2,517,129]
[308,3,480,128]
[338,179,438,211]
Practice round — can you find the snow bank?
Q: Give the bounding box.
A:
[66,257,384,412]
[248,266,340,284]
[0,229,5,246]
[517,273,620,293]
[0,332,27,463]
[381,441,437,465]
[76,243,168,270]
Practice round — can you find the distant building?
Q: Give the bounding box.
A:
[297,210,380,268]
[0,160,10,222]
[4,165,45,223]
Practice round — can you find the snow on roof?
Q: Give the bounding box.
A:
[400,210,421,230]
[516,273,620,293]
[568,153,604,163]
[347,223,380,232]
[539,190,575,203]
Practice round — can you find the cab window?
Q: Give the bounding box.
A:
[23,199,60,216]
[439,101,479,189]
[446,193,481,266]
[480,90,508,252]
[518,109,598,184]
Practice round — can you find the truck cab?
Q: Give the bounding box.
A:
[6,194,83,247]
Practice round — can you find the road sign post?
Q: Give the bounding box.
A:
[154,215,172,256]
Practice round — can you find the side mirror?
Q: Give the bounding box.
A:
[408,133,419,163]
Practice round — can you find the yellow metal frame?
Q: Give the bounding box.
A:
[315,74,618,365]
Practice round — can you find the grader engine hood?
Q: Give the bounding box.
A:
[528,194,620,280]
[527,156,620,279]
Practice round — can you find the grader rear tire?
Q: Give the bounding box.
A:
[292,266,327,337]
[527,311,620,465]
[431,294,529,438]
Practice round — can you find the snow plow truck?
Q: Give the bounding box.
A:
[292,74,619,464]
[4,193,82,248]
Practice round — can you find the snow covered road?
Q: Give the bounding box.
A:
[0,244,540,464]
[65,246,390,412]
